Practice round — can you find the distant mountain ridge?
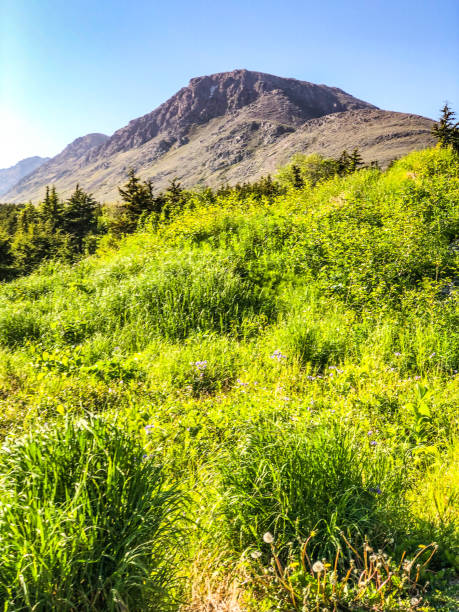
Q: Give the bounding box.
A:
[0,156,50,197]
[4,70,435,202]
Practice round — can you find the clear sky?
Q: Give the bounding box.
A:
[1,0,458,168]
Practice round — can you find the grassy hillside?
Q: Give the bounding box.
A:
[0,148,457,610]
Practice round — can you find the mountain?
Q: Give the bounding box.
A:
[0,156,50,197]
[4,70,435,202]
[3,134,109,202]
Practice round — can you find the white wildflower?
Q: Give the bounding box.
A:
[312,561,325,573]
[263,532,274,544]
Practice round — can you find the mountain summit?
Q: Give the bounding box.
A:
[89,69,377,159]
[5,70,434,202]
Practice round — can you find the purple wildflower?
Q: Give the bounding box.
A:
[194,360,208,370]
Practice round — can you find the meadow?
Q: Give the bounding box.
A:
[0,147,457,610]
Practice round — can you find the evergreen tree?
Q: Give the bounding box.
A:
[349,148,364,172]
[291,165,304,189]
[432,103,459,153]
[11,221,64,274]
[16,203,38,232]
[337,150,352,175]
[39,186,63,229]
[118,169,154,231]
[161,178,186,220]
[0,231,13,280]
[62,185,99,252]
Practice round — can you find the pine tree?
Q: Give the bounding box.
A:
[432,103,459,153]
[16,203,38,232]
[349,148,364,172]
[39,186,63,229]
[337,150,352,175]
[161,178,186,220]
[118,169,154,231]
[291,165,304,189]
[62,185,99,252]
[0,230,13,280]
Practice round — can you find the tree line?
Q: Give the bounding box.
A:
[0,104,457,281]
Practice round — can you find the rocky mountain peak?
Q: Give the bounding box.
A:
[62,133,109,159]
[3,70,434,203]
[91,70,377,159]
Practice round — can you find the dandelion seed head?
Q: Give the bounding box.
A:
[312,561,325,573]
[263,532,274,544]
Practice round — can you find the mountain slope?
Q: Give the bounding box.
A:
[4,70,435,202]
[4,134,109,202]
[0,156,50,197]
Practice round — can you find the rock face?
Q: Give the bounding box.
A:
[89,70,376,159]
[4,70,435,202]
[0,156,50,197]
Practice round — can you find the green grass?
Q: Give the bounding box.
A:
[0,416,185,611]
[0,147,457,610]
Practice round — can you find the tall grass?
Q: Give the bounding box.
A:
[0,416,185,610]
[0,147,457,609]
[217,418,411,561]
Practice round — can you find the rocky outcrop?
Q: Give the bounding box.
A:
[4,71,434,203]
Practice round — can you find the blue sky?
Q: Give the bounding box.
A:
[1,0,458,167]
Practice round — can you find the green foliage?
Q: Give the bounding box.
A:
[39,186,63,229]
[0,147,457,609]
[61,184,100,252]
[116,168,156,232]
[432,103,459,153]
[276,148,368,189]
[0,416,185,610]
[218,418,410,560]
[0,186,103,278]
[276,153,337,187]
[0,230,13,279]
[216,174,285,200]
